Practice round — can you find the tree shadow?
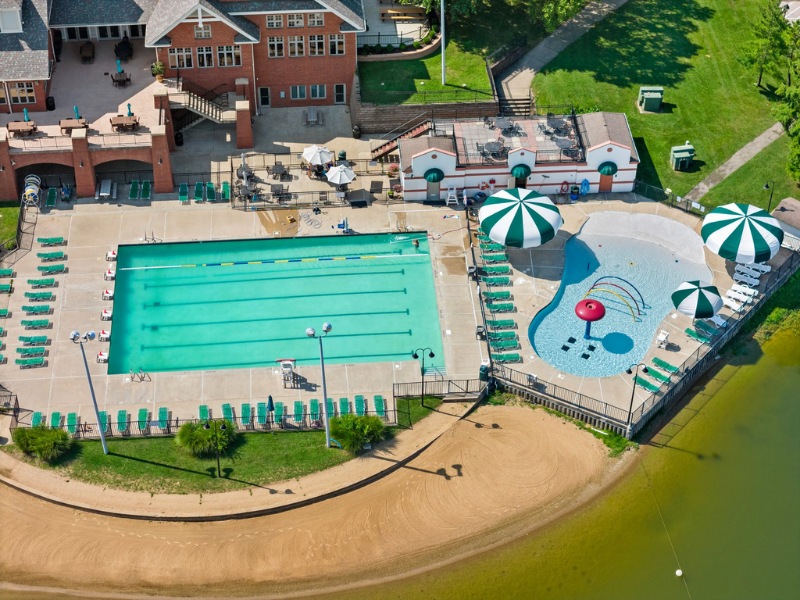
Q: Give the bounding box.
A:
[632,136,662,189]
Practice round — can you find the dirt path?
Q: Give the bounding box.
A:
[0,405,628,598]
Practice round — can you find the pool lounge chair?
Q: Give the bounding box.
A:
[22,305,50,315]
[652,357,680,374]
[481,253,508,264]
[67,412,78,434]
[373,395,387,419]
[16,357,45,368]
[305,398,319,425]
[482,276,511,287]
[16,347,45,357]
[726,290,752,304]
[491,352,522,363]
[739,261,771,274]
[256,402,268,428]
[339,397,350,416]
[221,181,231,202]
[37,251,65,262]
[178,182,189,204]
[634,376,660,394]
[222,402,233,422]
[19,335,48,345]
[24,291,54,301]
[685,327,711,344]
[38,264,66,274]
[128,180,140,200]
[490,339,520,351]
[326,397,336,418]
[354,395,366,417]
[140,180,151,201]
[0,268,13,278]
[206,182,216,202]
[486,302,515,313]
[733,273,759,287]
[37,237,64,246]
[50,411,62,428]
[158,406,170,431]
[722,296,743,313]
[293,401,304,426]
[199,404,210,421]
[486,319,516,330]
[46,187,57,208]
[0,309,8,318]
[706,314,729,328]
[28,277,55,288]
[731,284,757,297]
[137,408,149,433]
[241,403,252,428]
[117,410,129,434]
[482,290,512,301]
[645,368,671,384]
[482,265,511,275]
[488,330,517,341]
[0,283,11,294]
[480,242,505,252]
[194,181,205,202]
[32,411,44,427]
[274,402,285,427]
[734,264,761,279]
[695,320,720,337]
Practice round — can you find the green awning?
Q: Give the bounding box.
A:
[510,164,531,179]
[424,168,445,182]
[598,161,618,176]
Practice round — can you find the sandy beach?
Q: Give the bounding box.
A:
[0,405,635,599]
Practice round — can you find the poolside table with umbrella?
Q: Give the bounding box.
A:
[478,188,563,248]
[326,165,356,186]
[701,203,784,264]
[302,145,333,166]
[671,281,723,319]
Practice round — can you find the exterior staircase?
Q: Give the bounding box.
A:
[168,91,237,124]
[370,119,432,160]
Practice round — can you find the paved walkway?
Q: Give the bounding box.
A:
[500,0,632,99]
[684,122,786,202]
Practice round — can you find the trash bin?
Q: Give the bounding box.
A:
[570,185,579,201]
[338,150,347,161]
[174,131,184,147]
[479,364,490,382]
[45,96,56,112]
[352,125,361,139]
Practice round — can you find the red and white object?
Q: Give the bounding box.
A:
[97,351,109,363]
[106,250,117,261]
[104,269,116,281]
[101,308,113,321]
[102,289,114,300]
[98,330,111,342]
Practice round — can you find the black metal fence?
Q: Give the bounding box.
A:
[0,200,36,265]
[633,180,706,217]
[393,378,486,399]
[357,25,429,49]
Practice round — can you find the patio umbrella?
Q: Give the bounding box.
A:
[478,188,563,248]
[23,108,29,122]
[302,145,333,166]
[267,395,274,412]
[671,280,723,319]
[326,165,356,185]
[116,59,123,74]
[126,103,133,117]
[701,202,784,264]
[73,105,80,119]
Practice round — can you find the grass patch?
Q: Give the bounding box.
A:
[0,201,20,250]
[533,0,780,196]
[740,271,800,343]
[394,396,443,428]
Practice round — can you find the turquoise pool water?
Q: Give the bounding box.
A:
[528,233,709,377]
[107,234,442,375]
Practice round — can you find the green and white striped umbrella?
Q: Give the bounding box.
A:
[671,281,723,319]
[701,203,784,264]
[478,188,563,248]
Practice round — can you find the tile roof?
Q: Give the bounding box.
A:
[0,0,24,10]
[145,0,261,46]
[579,112,639,162]
[49,0,157,26]
[398,137,456,167]
[0,0,51,81]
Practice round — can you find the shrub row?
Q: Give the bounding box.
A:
[358,25,439,56]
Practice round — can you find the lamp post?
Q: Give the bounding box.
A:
[625,362,649,439]
[763,181,775,214]
[307,322,333,448]
[440,0,446,86]
[69,330,108,455]
[412,347,435,409]
[203,419,227,477]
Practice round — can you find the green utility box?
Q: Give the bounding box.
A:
[670,142,695,171]
[637,86,664,112]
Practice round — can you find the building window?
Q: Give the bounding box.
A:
[10,82,35,104]
[266,15,282,28]
[268,36,284,58]
[168,47,193,69]
[0,87,6,105]
[287,14,304,28]
[290,85,306,100]
[310,84,326,99]
[217,45,242,67]
[309,35,325,57]
[308,13,324,27]
[197,46,213,68]
[194,24,212,39]
[288,36,304,57]
[0,9,23,33]
[329,34,345,56]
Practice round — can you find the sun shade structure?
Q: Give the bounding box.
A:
[510,164,531,179]
[597,161,618,176]
[671,281,723,319]
[325,165,356,185]
[424,168,445,182]
[701,203,784,264]
[478,188,563,248]
[302,145,333,165]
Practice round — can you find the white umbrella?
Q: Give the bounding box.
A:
[478,188,563,248]
[302,145,333,166]
[326,165,356,185]
[701,203,784,264]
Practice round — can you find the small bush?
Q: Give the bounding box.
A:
[330,414,386,454]
[175,420,239,458]
[13,426,73,462]
[372,44,383,54]
[399,43,407,52]
[358,45,371,56]
[431,24,439,34]
[413,40,421,50]
[385,44,395,53]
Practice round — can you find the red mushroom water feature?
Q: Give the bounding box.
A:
[575,298,606,339]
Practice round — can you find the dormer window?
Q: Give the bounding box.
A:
[0,9,23,34]
[194,24,212,39]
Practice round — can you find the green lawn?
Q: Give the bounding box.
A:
[532,0,781,196]
[0,202,19,250]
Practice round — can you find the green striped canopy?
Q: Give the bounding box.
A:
[701,203,784,263]
[510,164,531,179]
[598,161,618,176]
[478,188,563,248]
[671,281,723,319]
[424,168,445,182]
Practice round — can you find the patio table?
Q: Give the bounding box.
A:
[111,72,131,87]
[80,42,95,64]
[59,118,87,135]
[110,115,138,131]
[7,121,37,136]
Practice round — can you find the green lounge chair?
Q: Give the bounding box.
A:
[19,335,48,345]
[685,328,711,345]
[0,268,13,278]
[294,400,304,425]
[22,305,50,315]
[67,412,78,434]
[241,402,252,427]
[491,352,522,363]
[194,181,204,202]
[486,319,516,330]
[486,302,515,313]
[482,265,511,275]
[339,397,350,416]
[128,180,140,200]
[38,264,65,274]
[274,401,285,427]
[222,402,233,422]
[326,397,336,418]
[99,411,110,434]
[37,237,64,246]
[646,368,671,384]
[50,411,62,428]
[24,291,54,302]
[482,290,512,301]
[221,181,231,202]
[16,356,45,369]
[695,320,720,337]
[0,283,11,294]
[0,309,8,318]
[477,233,492,242]
[482,253,508,264]
[480,242,505,252]
[634,376,660,394]
[117,410,129,433]
[206,181,216,202]
[16,347,45,356]
[0,326,3,335]
[256,402,268,427]
[652,357,679,374]
[37,251,65,262]
[310,399,321,424]
[490,339,520,351]
[141,180,151,201]
[355,394,366,417]
[482,276,511,287]
[488,330,517,341]
[178,182,189,204]
[158,406,169,430]
[46,187,57,208]
[137,408,149,432]
[28,277,55,288]
[373,395,387,419]
[199,404,210,421]
[31,411,44,427]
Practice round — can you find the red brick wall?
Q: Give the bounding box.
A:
[2,80,49,114]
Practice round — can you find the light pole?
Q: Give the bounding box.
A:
[625,362,649,438]
[307,322,333,448]
[69,330,108,455]
[203,419,227,477]
[763,181,775,213]
[440,0,446,86]
[412,347,435,409]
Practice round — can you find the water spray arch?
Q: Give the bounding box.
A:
[583,287,637,321]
